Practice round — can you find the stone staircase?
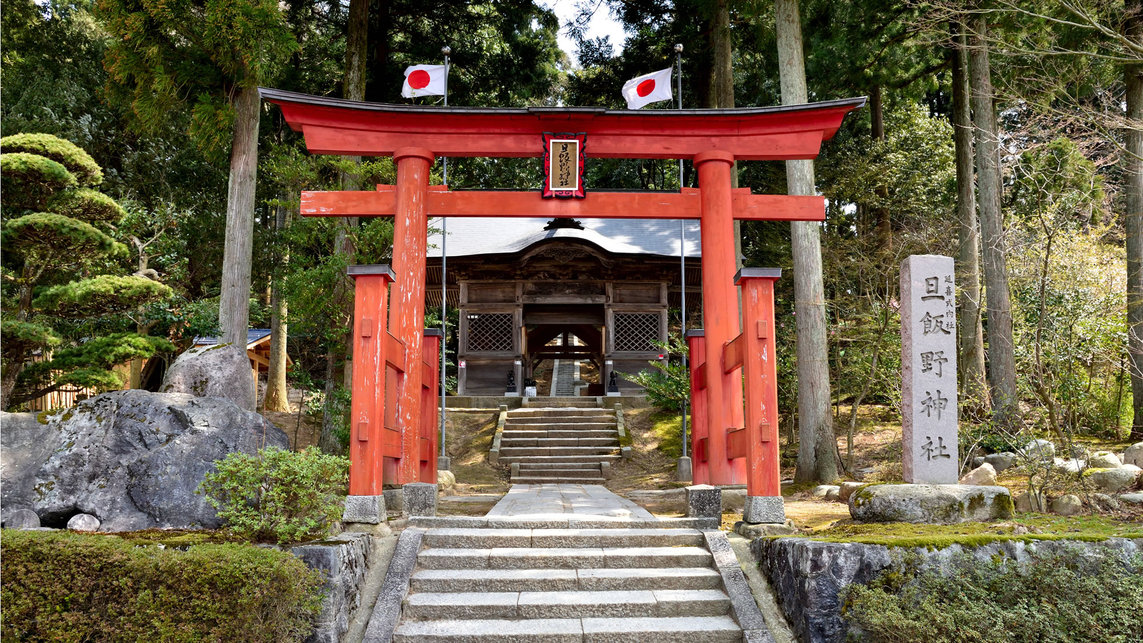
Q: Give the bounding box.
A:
[498,405,620,485]
[550,359,579,396]
[393,527,745,641]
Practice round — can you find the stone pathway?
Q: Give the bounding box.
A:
[486,484,656,521]
[368,484,773,642]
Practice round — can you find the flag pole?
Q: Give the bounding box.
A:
[439,45,450,470]
[675,42,690,471]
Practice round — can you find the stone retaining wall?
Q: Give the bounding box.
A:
[751,536,1143,643]
[292,532,373,643]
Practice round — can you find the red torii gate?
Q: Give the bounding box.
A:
[262,88,863,521]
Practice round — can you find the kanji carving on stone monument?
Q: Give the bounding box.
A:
[901,255,959,484]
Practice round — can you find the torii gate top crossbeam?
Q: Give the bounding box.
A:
[260,87,866,161]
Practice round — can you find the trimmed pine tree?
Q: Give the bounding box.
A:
[1,133,173,409]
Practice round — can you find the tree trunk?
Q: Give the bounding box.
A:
[263,203,291,413]
[869,84,892,249]
[951,21,987,409]
[776,0,839,483]
[319,0,370,448]
[969,15,1018,427]
[329,0,368,431]
[318,350,344,454]
[1126,0,1143,438]
[707,0,743,263]
[218,84,260,350]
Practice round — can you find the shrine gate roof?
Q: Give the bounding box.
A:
[426,217,702,259]
[260,88,866,160]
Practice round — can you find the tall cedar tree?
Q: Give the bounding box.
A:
[98,0,298,346]
[969,13,1019,428]
[1126,0,1143,438]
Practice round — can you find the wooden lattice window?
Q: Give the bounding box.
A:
[613,312,659,352]
[467,313,514,352]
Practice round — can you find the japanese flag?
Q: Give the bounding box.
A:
[621,67,673,109]
[402,64,447,98]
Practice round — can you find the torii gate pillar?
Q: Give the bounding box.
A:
[391,147,434,484]
[695,151,746,485]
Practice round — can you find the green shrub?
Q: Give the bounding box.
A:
[0,152,77,209]
[624,334,690,413]
[0,529,323,641]
[841,549,1143,642]
[198,446,350,544]
[1,132,103,185]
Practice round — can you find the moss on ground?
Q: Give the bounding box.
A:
[786,513,1143,548]
[649,412,683,458]
[444,409,508,493]
[114,529,247,547]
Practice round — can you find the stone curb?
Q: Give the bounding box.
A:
[614,404,627,441]
[703,530,770,637]
[488,404,509,465]
[407,516,720,530]
[362,527,424,643]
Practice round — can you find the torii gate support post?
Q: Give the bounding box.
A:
[420,330,442,482]
[695,150,746,485]
[685,330,709,485]
[736,269,785,523]
[347,265,395,496]
[391,147,435,485]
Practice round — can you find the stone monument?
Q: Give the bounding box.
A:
[900,255,958,483]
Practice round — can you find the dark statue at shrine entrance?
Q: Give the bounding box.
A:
[262,87,863,523]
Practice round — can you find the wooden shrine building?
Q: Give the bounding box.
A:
[426,217,702,395]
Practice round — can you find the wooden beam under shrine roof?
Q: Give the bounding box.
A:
[260,87,865,161]
[300,186,826,221]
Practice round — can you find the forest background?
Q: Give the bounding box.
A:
[2,0,1140,483]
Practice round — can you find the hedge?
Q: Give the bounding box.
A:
[841,547,1143,643]
[1,529,324,642]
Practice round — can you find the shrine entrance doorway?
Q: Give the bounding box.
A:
[523,304,605,396]
[263,87,864,523]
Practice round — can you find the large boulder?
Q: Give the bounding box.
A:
[1124,442,1143,468]
[1,390,287,531]
[849,483,1013,524]
[161,343,255,411]
[1,411,57,524]
[983,452,1017,472]
[1089,451,1122,469]
[1022,439,1055,461]
[1049,494,1082,516]
[959,463,997,486]
[1086,465,1141,494]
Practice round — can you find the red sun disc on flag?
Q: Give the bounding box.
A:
[636,79,656,97]
[408,69,431,89]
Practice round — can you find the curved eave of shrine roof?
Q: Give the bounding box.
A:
[426,217,701,260]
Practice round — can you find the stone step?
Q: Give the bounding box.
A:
[417,546,714,570]
[504,419,616,428]
[410,567,723,593]
[521,398,607,408]
[507,409,614,418]
[392,616,742,642]
[510,468,602,478]
[516,462,602,470]
[510,476,609,484]
[499,446,620,457]
[404,589,731,620]
[502,430,618,439]
[500,437,619,448]
[497,454,622,465]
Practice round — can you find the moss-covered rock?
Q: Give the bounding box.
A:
[848,483,1013,524]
